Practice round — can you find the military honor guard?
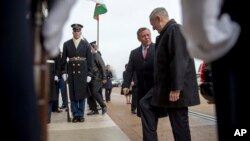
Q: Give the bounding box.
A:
[61,23,93,122]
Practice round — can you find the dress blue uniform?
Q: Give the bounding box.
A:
[61,24,93,122]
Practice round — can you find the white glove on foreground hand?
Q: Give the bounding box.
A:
[87,76,92,83]
[54,76,59,82]
[62,74,67,81]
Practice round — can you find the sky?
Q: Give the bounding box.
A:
[59,0,202,79]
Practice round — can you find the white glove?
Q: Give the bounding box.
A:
[54,76,59,82]
[87,76,92,83]
[62,74,67,81]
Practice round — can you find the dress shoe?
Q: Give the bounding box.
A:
[87,110,99,115]
[78,117,85,122]
[72,117,78,123]
[102,106,107,115]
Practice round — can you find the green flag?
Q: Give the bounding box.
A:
[94,3,107,20]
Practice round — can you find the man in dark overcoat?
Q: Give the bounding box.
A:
[139,7,200,141]
[61,23,93,122]
[122,27,155,117]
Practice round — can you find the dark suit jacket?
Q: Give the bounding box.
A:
[123,43,155,116]
[151,19,200,108]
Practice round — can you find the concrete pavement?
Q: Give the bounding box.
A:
[48,87,217,141]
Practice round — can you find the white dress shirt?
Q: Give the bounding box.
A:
[73,38,81,48]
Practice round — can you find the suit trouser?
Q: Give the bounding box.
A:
[105,88,112,101]
[139,89,159,141]
[131,86,137,111]
[140,88,191,141]
[89,79,106,110]
[52,82,60,111]
[87,95,97,111]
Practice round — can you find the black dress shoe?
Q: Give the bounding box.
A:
[78,117,85,122]
[72,117,78,123]
[102,106,107,115]
[87,110,99,115]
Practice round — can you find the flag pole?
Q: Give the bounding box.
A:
[97,15,99,50]
[93,1,107,50]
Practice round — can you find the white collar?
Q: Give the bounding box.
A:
[142,45,149,49]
